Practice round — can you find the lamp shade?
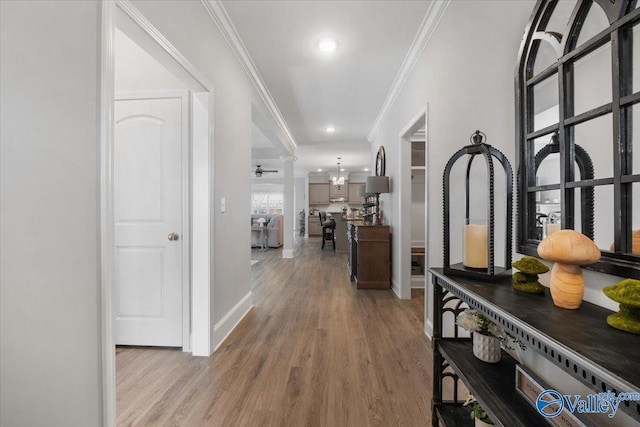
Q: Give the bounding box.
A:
[366,176,389,194]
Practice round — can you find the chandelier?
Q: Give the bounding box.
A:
[332,157,345,187]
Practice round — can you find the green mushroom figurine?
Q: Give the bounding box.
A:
[512,256,549,294]
[603,279,640,335]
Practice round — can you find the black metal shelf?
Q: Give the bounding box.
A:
[438,340,542,427]
[430,268,640,423]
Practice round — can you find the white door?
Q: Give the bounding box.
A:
[114,95,184,347]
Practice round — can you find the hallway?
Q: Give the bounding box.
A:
[116,237,432,426]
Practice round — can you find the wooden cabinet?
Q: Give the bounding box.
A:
[329,181,348,199]
[348,183,365,204]
[309,183,330,205]
[308,215,322,236]
[347,223,390,289]
[430,269,640,426]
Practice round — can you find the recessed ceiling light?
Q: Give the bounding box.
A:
[340,168,345,172]
[317,169,323,172]
[326,126,336,133]
[318,38,337,52]
[364,168,369,172]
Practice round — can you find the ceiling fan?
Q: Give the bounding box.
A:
[254,165,278,177]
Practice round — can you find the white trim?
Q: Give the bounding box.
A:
[367,0,449,142]
[181,92,191,352]
[191,91,213,356]
[391,278,401,299]
[213,292,254,351]
[100,2,116,426]
[117,0,214,92]
[201,0,297,154]
[425,319,434,339]
[282,249,294,258]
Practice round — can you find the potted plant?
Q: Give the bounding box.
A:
[456,309,525,363]
[464,395,494,427]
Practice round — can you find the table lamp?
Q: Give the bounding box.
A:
[365,176,389,225]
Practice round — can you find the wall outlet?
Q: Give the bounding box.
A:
[221,197,226,213]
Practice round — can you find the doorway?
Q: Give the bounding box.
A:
[100,2,214,423]
[398,108,428,325]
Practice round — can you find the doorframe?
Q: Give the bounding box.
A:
[398,106,428,301]
[114,90,191,351]
[100,1,215,425]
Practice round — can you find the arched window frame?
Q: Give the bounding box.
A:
[516,0,640,278]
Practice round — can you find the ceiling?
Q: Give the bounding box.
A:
[222,0,432,175]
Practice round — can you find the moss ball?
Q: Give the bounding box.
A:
[512,256,549,275]
[606,304,640,335]
[514,281,546,294]
[514,272,538,283]
[603,279,640,307]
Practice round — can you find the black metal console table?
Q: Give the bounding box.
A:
[430,267,640,426]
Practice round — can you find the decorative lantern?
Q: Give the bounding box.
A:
[443,130,513,282]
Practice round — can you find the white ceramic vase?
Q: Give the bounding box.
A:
[475,417,494,427]
[473,333,501,363]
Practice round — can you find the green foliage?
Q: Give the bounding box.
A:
[464,395,494,425]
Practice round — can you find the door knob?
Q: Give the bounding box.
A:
[168,232,180,241]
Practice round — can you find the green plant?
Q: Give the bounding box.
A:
[463,395,494,425]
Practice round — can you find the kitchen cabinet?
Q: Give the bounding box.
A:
[329,181,348,199]
[348,183,365,204]
[308,215,322,236]
[309,183,330,205]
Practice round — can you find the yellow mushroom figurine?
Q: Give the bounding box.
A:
[537,230,601,309]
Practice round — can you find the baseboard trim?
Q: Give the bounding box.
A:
[391,278,401,298]
[425,318,434,340]
[213,291,253,352]
[282,249,294,258]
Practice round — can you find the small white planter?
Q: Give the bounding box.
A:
[473,333,501,363]
[475,418,494,427]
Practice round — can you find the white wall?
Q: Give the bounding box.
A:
[0,1,103,426]
[115,29,187,91]
[371,0,536,317]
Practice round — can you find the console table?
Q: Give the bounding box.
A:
[430,268,640,426]
[347,223,390,289]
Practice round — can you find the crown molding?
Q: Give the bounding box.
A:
[367,0,450,143]
[202,0,298,153]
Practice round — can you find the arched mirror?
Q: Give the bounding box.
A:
[516,0,640,278]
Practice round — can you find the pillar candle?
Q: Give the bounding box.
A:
[546,223,561,236]
[464,224,488,268]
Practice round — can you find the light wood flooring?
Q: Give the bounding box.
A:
[116,237,433,426]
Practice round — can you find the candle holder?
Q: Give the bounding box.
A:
[443,130,513,282]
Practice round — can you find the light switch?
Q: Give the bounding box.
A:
[221,197,226,213]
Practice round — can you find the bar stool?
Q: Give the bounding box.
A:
[319,211,336,251]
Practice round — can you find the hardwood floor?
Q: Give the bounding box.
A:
[116,237,432,426]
